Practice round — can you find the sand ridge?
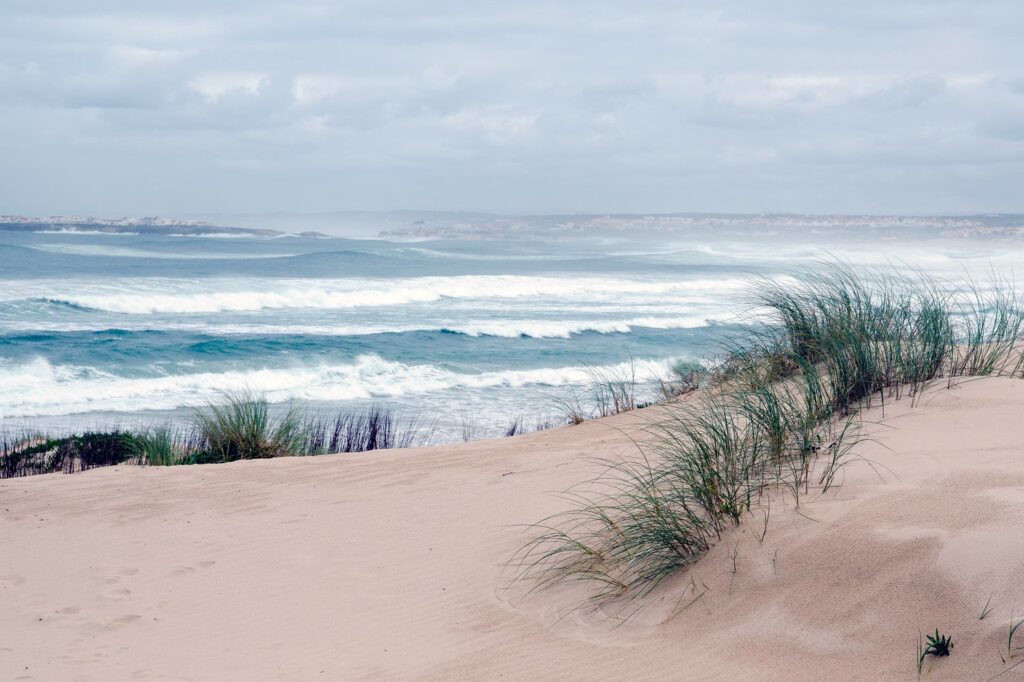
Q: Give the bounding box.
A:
[3,378,1024,680]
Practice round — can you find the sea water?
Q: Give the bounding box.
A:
[0,228,1013,441]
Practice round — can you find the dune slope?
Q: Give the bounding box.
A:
[3,377,1024,680]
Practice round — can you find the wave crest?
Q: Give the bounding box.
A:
[0,315,733,338]
[2,275,748,315]
[0,355,678,418]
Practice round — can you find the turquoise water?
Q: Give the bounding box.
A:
[1,228,1011,440]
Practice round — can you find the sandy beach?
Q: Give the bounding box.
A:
[3,375,1024,680]
[5,0,1023,679]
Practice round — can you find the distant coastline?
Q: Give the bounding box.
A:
[8,210,1024,242]
[0,215,328,239]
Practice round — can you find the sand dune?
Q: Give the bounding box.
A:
[3,377,1024,680]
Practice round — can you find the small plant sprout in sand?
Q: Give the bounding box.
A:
[980,593,994,621]
[917,630,953,676]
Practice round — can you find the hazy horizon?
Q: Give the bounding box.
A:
[8,208,1024,221]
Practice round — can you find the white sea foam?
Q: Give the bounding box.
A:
[0,314,739,337]
[166,232,260,239]
[399,247,577,262]
[0,355,679,418]
[34,229,140,236]
[449,315,730,338]
[26,243,298,260]
[2,275,750,315]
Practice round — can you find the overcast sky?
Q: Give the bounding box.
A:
[2,1,1023,216]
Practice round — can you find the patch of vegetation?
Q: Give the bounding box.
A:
[503,417,523,438]
[512,383,860,604]
[0,397,436,478]
[130,426,200,466]
[980,594,994,620]
[553,357,705,424]
[659,360,707,399]
[513,263,1024,609]
[1009,614,1024,658]
[551,359,644,424]
[917,629,953,676]
[923,630,953,658]
[301,404,430,454]
[0,430,142,477]
[192,390,305,462]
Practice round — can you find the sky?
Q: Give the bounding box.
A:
[1,1,1023,217]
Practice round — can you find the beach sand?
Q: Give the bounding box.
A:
[3,377,1024,680]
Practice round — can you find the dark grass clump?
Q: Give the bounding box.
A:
[1,396,436,478]
[917,629,953,676]
[503,417,523,438]
[193,397,435,460]
[0,430,142,477]
[923,629,953,658]
[302,404,435,454]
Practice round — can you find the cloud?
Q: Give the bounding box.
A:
[106,45,187,68]
[187,72,269,101]
[291,75,346,106]
[0,0,1022,215]
[441,109,539,144]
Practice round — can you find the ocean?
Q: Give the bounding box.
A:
[1,227,1017,441]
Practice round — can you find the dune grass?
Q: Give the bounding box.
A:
[1009,614,1024,658]
[302,404,434,454]
[550,358,642,424]
[513,263,1024,607]
[512,378,862,604]
[191,390,305,462]
[131,426,189,466]
[0,430,143,477]
[0,396,436,478]
[552,357,697,425]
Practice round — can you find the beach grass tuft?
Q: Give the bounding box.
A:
[551,358,647,424]
[191,389,305,462]
[301,404,434,455]
[0,396,435,477]
[0,430,142,477]
[513,262,1024,607]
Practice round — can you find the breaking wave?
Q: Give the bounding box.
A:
[1,275,749,315]
[0,315,734,338]
[0,355,678,418]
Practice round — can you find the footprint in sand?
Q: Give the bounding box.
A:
[102,587,132,601]
[90,614,142,633]
[0,574,27,589]
[173,561,217,576]
[281,512,314,525]
[101,566,140,585]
